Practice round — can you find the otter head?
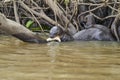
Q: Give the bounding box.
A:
[47,26,74,42]
[47,26,63,42]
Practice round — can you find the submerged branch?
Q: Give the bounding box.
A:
[0,13,47,43]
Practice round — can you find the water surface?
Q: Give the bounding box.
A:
[0,35,120,80]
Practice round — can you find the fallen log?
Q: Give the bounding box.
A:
[0,13,47,43]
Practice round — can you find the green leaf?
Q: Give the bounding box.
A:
[64,0,70,5]
[25,20,34,28]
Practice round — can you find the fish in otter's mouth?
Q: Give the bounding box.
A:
[46,36,61,42]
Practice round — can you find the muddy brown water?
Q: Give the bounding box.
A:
[0,35,120,80]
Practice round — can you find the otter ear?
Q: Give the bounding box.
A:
[58,26,64,34]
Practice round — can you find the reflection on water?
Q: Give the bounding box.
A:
[0,35,120,80]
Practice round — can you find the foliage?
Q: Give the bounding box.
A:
[64,0,70,5]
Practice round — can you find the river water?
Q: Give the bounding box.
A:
[0,35,120,80]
